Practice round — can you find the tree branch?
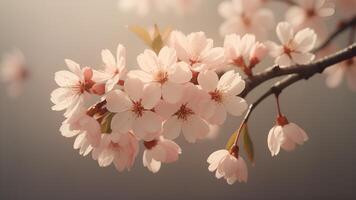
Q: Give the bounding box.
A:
[239,15,356,98]
[239,43,356,129]
[240,43,356,98]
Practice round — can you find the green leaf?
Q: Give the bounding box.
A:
[151,33,164,54]
[129,25,152,46]
[225,130,238,150]
[243,124,255,165]
[100,112,115,134]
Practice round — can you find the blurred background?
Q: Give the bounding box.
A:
[0,0,355,199]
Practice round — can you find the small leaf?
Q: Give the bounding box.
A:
[151,33,164,54]
[243,124,255,165]
[100,112,115,134]
[129,26,152,46]
[225,130,238,150]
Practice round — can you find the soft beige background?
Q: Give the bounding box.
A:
[1,0,355,199]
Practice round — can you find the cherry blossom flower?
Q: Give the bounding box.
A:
[218,0,275,39]
[197,70,248,125]
[266,22,317,67]
[96,44,127,92]
[324,58,356,91]
[207,149,248,184]
[224,34,267,75]
[106,78,162,141]
[0,50,28,97]
[268,116,309,156]
[92,132,139,172]
[143,137,181,173]
[286,0,335,36]
[158,83,210,143]
[128,46,192,104]
[60,107,101,156]
[168,31,225,72]
[51,59,104,117]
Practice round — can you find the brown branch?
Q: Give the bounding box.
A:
[238,43,356,131]
[239,15,356,98]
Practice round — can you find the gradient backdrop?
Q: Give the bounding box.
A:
[1,0,355,199]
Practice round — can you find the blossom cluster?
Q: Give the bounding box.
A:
[51,31,256,175]
[51,19,321,184]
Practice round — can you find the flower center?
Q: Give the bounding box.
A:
[131,100,144,117]
[209,89,223,103]
[306,9,316,18]
[144,140,158,150]
[78,79,95,94]
[175,104,194,121]
[283,45,292,56]
[241,13,251,26]
[154,70,168,84]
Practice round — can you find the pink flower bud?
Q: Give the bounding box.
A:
[83,67,93,81]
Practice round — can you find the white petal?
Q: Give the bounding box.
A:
[168,62,192,84]
[223,96,248,116]
[276,22,294,44]
[141,82,161,109]
[208,104,227,125]
[101,49,116,69]
[106,90,132,113]
[197,70,218,92]
[276,54,292,67]
[111,111,135,133]
[65,59,82,77]
[137,49,159,73]
[284,123,308,145]
[267,126,284,156]
[181,115,209,143]
[158,46,177,69]
[133,112,161,140]
[127,70,152,82]
[124,78,143,101]
[162,81,184,104]
[54,70,79,87]
[291,52,315,65]
[294,28,317,53]
[207,149,229,164]
[162,116,182,140]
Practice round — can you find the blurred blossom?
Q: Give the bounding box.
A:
[218,0,275,39]
[324,57,356,91]
[0,49,28,97]
[286,0,335,41]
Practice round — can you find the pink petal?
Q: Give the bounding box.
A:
[223,96,248,116]
[162,116,182,140]
[197,70,218,92]
[158,46,177,68]
[142,82,161,109]
[106,90,132,113]
[168,62,192,84]
[267,125,284,156]
[276,22,294,44]
[181,115,209,143]
[124,78,143,101]
[162,81,184,104]
[111,110,134,133]
[54,70,79,87]
[291,52,315,65]
[137,49,159,72]
[294,28,317,53]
